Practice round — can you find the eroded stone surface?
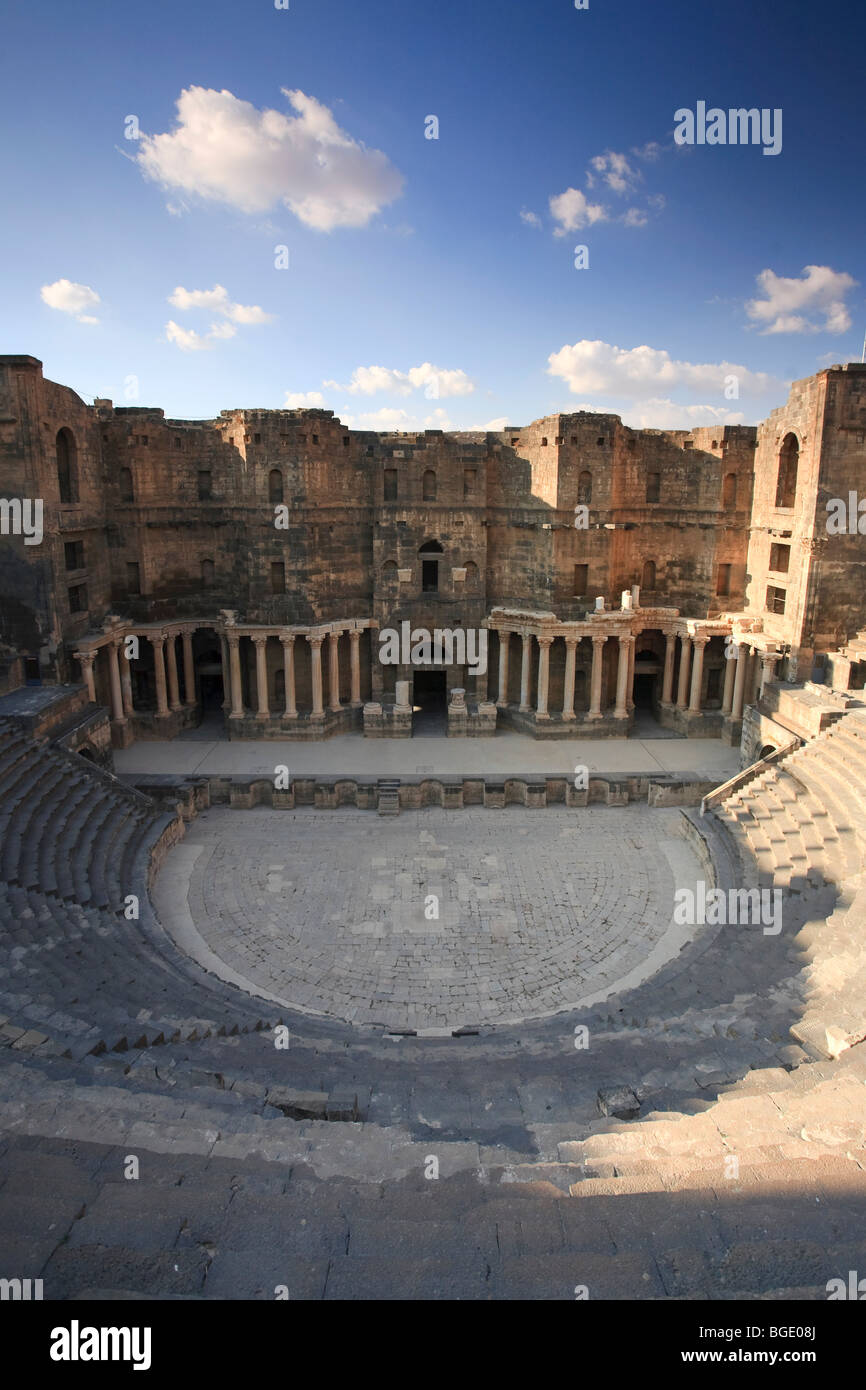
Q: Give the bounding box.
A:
[159,804,705,1029]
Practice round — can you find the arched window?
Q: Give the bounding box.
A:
[722,473,737,507]
[775,434,798,508]
[419,539,443,593]
[201,558,215,586]
[464,559,479,587]
[646,472,660,503]
[422,469,437,502]
[120,468,134,502]
[56,428,78,504]
[382,559,398,579]
[268,469,283,504]
[642,560,656,591]
[578,470,592,505]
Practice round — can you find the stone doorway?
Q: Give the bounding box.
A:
[412,669,448,735]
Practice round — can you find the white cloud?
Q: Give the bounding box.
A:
[620,207,648,227]
[549,187,608,236]
[40,278,101,323]
[137,86,404,231]
[283,390,326,408]
[168,284,273,324]
[165,320,237,351]
[326,362,475,398]
[547,339,781,398]
[339,406,453,431]
[483,416,510,431]
[746,265,858,335]
[520,208,542,228]
[566,398,745,428]
[589,150,639,195]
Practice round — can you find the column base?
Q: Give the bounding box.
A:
[536,711,550,722]
[561,710,576,722]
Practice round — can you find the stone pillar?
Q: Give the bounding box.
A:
[253,634,270,718]
[165,633,182,712]
[661,633,676,705]
[349,629,362,706]
[280,635,297,718]
[107,641,126,725]
[688,635,708,713]
[626,631,637,710]
[228,635,244,719]
[562,638,577,720]
[75,650,96,703]
[120,641,134,716]
[519,632,532,712]
[614,635,633,719]
[721,643,736,714]
[760,651,779,699]
[220,636,231,712]
[328,630,342,712]
[676,636,692,710]
[182,627,195,705]
[150,633,169,716]
[588,634,605,719]
[536,636,552,720]
[309,634,325,719]
[731,642,749,720]
[496,630,510,707]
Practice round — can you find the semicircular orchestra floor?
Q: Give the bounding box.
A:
[153,805,708,1031]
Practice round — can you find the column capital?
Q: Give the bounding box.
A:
[148,630,166,646]
[279,632,296,648]
[308,633,326,649]
[73,648,95,666]
[251,632,270,648]
[537,635,554,650]
[692,633,710,648]
[591,632,607,648]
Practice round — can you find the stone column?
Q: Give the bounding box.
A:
[661,633,676,706]
[496,630,510,707]
[228,635,244,719]
[280,635,297,718]
[349,629,362,706]
[75,650,96,702]
[614,635,633,719]
[731,642,749,720]
[149,633,169,716]
[562,638,577,720]
[721,643,736,714]
[182,627,195,705]
[588,635,605,719]
[688,635,708,713]
[536,636,552,720]
[107,641,126,725]
[676,636,692,710]
[328,630,342,712]
[253,634,270,718]
[309,634,325,719]
[165,632,182,712]
[120,641,134,716]
[760,651,779,699]
[626,630,637,710]
[519,632,532,712]
[220,636,231,712]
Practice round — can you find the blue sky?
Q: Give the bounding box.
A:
[2,0,864,429]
